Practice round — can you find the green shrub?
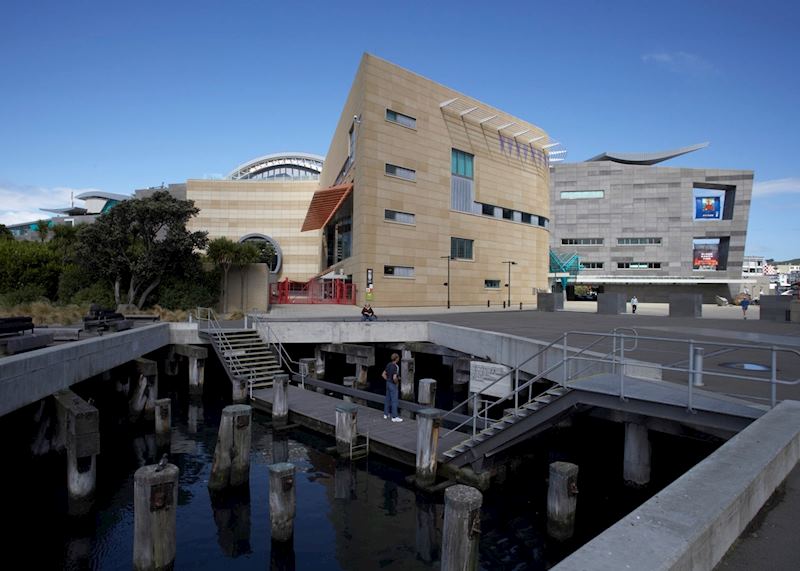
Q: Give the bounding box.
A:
[71,282,116,308]
[0,284,49,307]
[153,269,220,310]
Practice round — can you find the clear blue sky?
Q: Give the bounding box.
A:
[1,0,798,259]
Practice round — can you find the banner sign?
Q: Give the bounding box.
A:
[469,361,512,398]
[695,196,721,219]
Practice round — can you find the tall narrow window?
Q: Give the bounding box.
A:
[348,123,356,161]
[451,149,474,212]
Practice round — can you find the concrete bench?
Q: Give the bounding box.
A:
[0,316,34,336]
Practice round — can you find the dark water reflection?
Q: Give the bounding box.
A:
[0,374,718,570]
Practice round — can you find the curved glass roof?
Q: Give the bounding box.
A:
[227,152,324,181]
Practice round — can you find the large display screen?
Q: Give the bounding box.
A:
[693,241,719,270]
[695,196,721,219]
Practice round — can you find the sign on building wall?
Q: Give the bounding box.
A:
[693,243,719,270]
[694,196,721,219]
[469,361,512,398]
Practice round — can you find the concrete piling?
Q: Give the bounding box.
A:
[268,462,296,542]
[298,357,316,387]
[314,346,326,379]
[401,349,415,401]
[172,345,208,394]
[441,485,482,571]
[356,364,369,387]
[134,358,158,422]
[164,347,180,377]
[231,376,248,403]
[133,461,179,571]
[209,405,252,491]
[273,373,290,425]
[547,461,579,541]
[335,403,358,458]
[154,398,171,448]
[54,390,100,516]
[418,378,437,407]
[342,376,355,403]
[415,408,442,487]
[623,422,651,486]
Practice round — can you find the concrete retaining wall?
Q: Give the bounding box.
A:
[0,323,170,418]
[169,322,205,345]
[553,399,800,571]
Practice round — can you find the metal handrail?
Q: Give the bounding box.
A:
[247,312,299,376]
[442,328,800,441]
[196,307,257,390]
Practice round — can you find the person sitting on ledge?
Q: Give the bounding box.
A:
[361,304,377,321]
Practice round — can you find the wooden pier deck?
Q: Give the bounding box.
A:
[250,384,470,466]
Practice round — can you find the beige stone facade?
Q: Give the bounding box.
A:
[185,178,321,282]
[315,54,552,307]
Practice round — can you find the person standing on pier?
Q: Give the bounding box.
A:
[382,353,402,422]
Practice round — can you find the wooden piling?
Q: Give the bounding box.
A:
[188,356,205,394]
[415,408,442,487]
[273,373,290,425]
[418,378,437,407]
[547,461,579,541]
[209,405,252,491]
[231,376,248,404]
[268,462,296,542]
[135,358,158,422]
[335,403,358,458]
[401,350,415,401]
[133,462,179,571]
[442,484,482,571]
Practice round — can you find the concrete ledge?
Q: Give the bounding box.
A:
[169,322,204,345]
[0,332,54,355]
[256,321,429,344]
[553,400,800,571]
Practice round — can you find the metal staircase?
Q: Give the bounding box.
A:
[196,308,282,394]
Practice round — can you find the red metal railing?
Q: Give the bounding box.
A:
[270,278,356,305]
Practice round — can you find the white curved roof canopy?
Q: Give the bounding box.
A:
[227,152,325,180]
[586,142,709,165]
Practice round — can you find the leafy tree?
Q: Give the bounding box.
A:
[35,219,51,242]
[0,224,12,241]
[0,240,61,302]
[75,191,207,309]
[206,237,239,313]
[49,224,81,264]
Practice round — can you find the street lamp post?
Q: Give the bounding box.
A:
[502,260,517,307]
[441,255,453,309]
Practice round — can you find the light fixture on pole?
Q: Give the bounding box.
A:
[441,255,453,309]
[502,260,517,307]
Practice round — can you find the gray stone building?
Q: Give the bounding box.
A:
[549,144,755,302]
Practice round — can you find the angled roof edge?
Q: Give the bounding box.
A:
[586,142,709,165]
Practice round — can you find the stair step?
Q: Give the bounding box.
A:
[545,387,569,396]
[443,450,458,459]
[534,395,554,404]
[523,402,542,411]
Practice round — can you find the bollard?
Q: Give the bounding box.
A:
[273,374,290,425]
[335,403,358,458]
[415,409,442,487]
[487,299,490,308]
[623,422,651,486]
[519,302,523,310]
[154,398,171,448]
[418,378,437,408]
[442,485,482,571]
[133,462,179,571]
[547,461,579,541]
[268,463,296,542]
[502,301,506,309]
[209,405,252,491]
[692,346,705,387]
[231,376,248,403]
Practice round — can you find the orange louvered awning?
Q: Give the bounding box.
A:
[301,183,353,232]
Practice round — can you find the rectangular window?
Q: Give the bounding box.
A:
[617,237,662,245]
[484,279,500,289]
[560,190,605,200]
[386,109,416,129]
[580,262,604,269]
[451,149,474,212]
[562,238,604,245]
[617,262,662,269]
[384,209,415,224]
[481,203,495,216]
[385,163,416,181]
[451,149,474,178]
[521,212,532,224]
[384,265,414,277]
[450,237,474,260]
[502,208,514,220]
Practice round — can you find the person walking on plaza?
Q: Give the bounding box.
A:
[382,353,402,422]
[741,297,750,319]
[630,295,638,314]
